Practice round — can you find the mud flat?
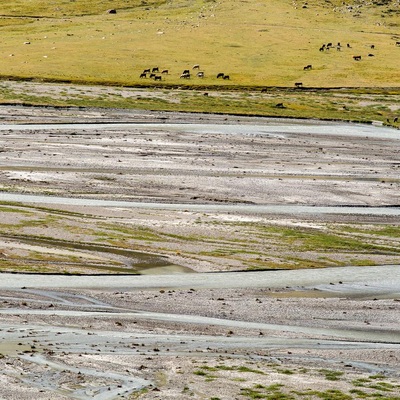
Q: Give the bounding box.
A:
[0,105,399,399]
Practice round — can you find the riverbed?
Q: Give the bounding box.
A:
[0,106,399,399]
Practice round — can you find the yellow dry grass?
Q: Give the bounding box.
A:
[0,0,399,87]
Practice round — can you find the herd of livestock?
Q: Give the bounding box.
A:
[138,40,400,86]
[139,64,230,82]
[295,39,400,88]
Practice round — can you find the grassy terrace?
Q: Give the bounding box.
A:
[1,202,400,273]
[0,0,399,124]
[0,81,399,126]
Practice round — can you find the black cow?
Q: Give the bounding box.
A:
[295,82,303,87]
[223,75,230,80]
[353,55,361,61]
[303,64,312,70]
[217,73,224,79]
[154,75,162,81]
[139,73,146,78]
[152,67,159,73]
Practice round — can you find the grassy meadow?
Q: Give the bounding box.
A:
[0,0,399,88]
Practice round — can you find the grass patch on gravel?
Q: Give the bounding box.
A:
[1,202,400,273]
[1,82,399,126]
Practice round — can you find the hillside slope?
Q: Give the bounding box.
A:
[0,0,399,87]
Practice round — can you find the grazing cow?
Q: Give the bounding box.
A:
[319,46,325,52]
[162,69,169,74]
[152,67,159,73]
[353,55,361,61]
[180,72,190,79]
[149,73,156,78]
[396,41,400,46]
[303,64,312,70]
[370,44,375,49]
[347,43,351,48]
[275,103,285,108]
[197,71,204,78]
[107,9,117,14]
[368,53,374,57]
[182,69,190,75]
[327,42,333,48]
[192,64,200,69]
[139,73,147,78]
[143,68,151,74]
[223,75,230,80]
[154,75,162,81]
[217,73,224,79]
[203,92,209,96]
[394,117,398,123]
[295,82,303,87]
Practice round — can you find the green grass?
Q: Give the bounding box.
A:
[0,206,32,214]
[0,80,399,125]
[178,360,400,400]
[241,384,292,400]
[1,201,400,274]
[319,369,345,381]
[340,225,400,238]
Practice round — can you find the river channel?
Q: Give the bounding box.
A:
[1,112,400,399]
